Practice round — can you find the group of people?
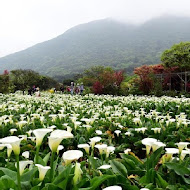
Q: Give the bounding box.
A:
[60,82,84,95]
[28,85,40,97]
[27,82,84,97]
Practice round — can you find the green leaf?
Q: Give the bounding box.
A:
[139,168,156,185]
[120,153,143,167]
[34,155,45,166]
[165,162,190,176]
[88,156,101,170]
[42,183,62,190]
[21,167,37,182]
[156,173,168,188]
[0,167,17,181]
[0,175,16,189]
[53,165,73,185]
[145,147,163,171]
[43,152,51,165]
[30,186,40,190]
[109,160,128,178]
[165,162,190,184]
[79,175,115,190]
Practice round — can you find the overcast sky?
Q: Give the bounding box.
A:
[0,0,190,57]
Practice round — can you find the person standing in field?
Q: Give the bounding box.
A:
[80,83,84,95]
[70,82,74,95]
[35,87,40,97]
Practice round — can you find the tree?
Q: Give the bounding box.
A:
[0,70,10,93]
[134,65,153,94]
[161,42,190,71]
[10,70,41,91]
[10,69,59,92]
[80,66,124,95]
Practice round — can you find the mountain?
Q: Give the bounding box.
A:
[0,16,190,80]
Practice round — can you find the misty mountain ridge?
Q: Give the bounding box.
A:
[0,15,190,80]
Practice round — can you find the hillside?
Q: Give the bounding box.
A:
[0,16,190,80]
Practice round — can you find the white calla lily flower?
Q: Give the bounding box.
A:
[124,148,131,154]
[114,130,121,137]
[48,130,73,152]
[106,146,115,158]
[95,144,107,155]
[35,164,51,181]
[103,186,122,190]
[96,130,102,135]
[165,148,179,161]
[62,150,83,165]
[33,128,53,147]
[57,145,64,154]
[142,138,157,155]
[180,150,189,160]
[22,151,30,159]
[10,128,17,135]
[78,144,90,154]
[98,165,111,170]
[0,136,22,155]
[152,142,166,152]
[89,136,102,149]
[16,160,33,175]
[176,142,189,153]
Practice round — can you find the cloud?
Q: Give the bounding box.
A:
[0,0,190,57]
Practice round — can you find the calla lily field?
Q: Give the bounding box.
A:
[0,92,190,189]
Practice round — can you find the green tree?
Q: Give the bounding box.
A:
[10,70,41,92]
[0,71,10,93]
[10,69,59,92]
[161,42,190,71]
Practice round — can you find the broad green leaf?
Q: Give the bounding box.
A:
[42,183,62,190]
[79,175,115,190]
[165,162,190,176]
[53,165,73,185]
[43,152,51,165]
[21,167,37,182]
[145,147,163,171]
[110,160,128,177]
[156,173,168,188]
[0,167,17,181]
[165,162,190,184]
[0,175,16,189]
[30,186,40,190]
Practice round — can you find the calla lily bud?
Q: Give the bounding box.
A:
[73,162,83,185]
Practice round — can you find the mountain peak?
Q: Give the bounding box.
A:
[0,16,190,81]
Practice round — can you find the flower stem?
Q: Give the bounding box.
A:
[35,146,40,164]
[50,151,55,182]
[16,155,21,190]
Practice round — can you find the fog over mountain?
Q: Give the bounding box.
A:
[0,15,190,80]
[1,0,190,57]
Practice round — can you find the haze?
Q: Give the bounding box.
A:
[0,0,190,57]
